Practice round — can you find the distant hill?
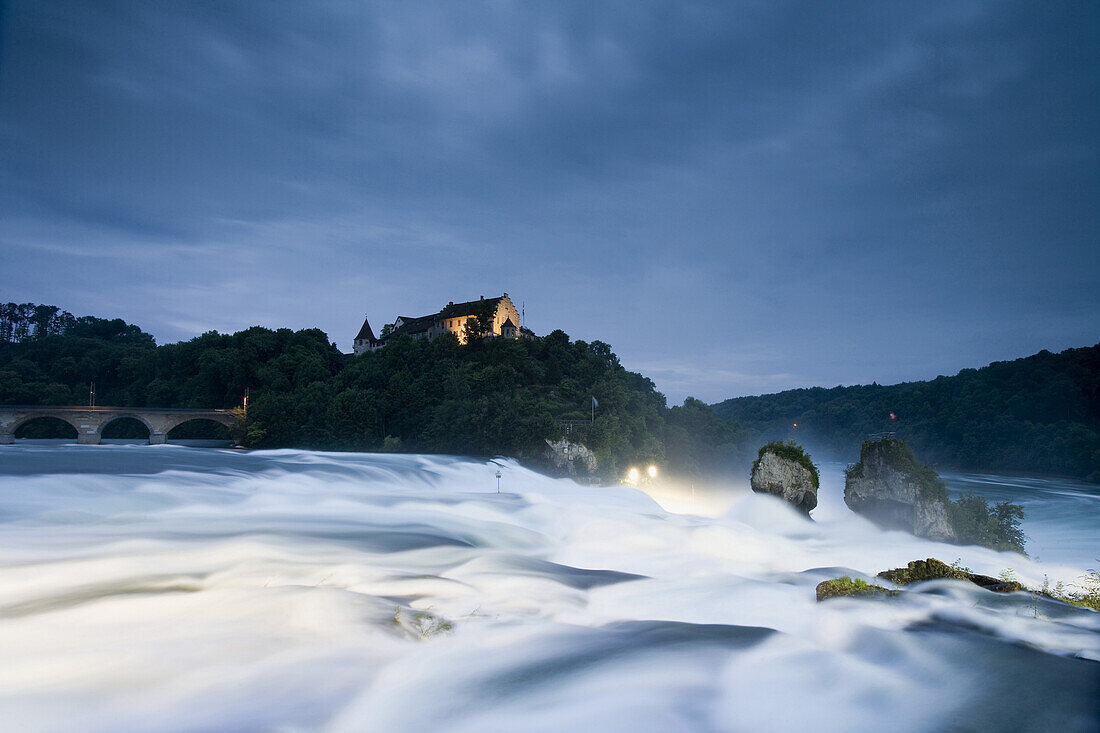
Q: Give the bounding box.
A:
[713,344,1100,482]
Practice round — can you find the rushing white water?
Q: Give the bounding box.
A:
[0,444,1097,732]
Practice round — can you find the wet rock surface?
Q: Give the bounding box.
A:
[844,439,956,541]
[750,450,818,514]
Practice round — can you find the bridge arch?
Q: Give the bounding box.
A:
[11,414,80,440]
[97,413,156,438]
[10,412,83,438]
[166,417,233,441]
[1,406,238,446]
[163,414,235,434]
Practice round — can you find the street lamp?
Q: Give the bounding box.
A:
[647,465,657,479]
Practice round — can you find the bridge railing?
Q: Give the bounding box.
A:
[3,405,237,414]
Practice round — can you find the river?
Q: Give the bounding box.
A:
[0,444,1097,732]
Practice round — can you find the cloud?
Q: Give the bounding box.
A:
[1,1,1097,400]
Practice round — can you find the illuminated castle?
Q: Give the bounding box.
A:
[353,293,531,355]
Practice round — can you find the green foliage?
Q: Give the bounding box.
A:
[752,440,819,489]
[947,492,1027,554]
[1031,570,1100,611]
[1055,568,1100,611]
[462,300,496,341]
[1,302,154,346]
[0,306,343,413]
[815,576,897,601]
[0,305,750,480]
[714,344,1100,481]
[878,558,971,585]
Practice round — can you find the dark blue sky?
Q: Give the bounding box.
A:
[2,2,1097,403]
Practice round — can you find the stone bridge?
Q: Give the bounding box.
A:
[0,406,238,445]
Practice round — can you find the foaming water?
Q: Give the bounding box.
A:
[0,445,1096,732]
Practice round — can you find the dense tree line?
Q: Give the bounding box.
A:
[714,345,1100,481]
[0,303,748,479]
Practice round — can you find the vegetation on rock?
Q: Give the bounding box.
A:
[818,557,1087,604]
[815,576,897,602]
[752,440,819,489]
[873,558,1100,608]
[1038,569,1100,611]
[877,558,1023,592]
[846,437,947,502]
[878,558,969,584]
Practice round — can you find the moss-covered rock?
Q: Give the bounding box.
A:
[877,558,968,584]
[877,558,1023,593]
[850,439,948,502]
[844,439,956,542]
[815,576,898,602]
[753,441,819,490]
[750,442,819,514]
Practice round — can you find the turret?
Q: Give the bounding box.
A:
[353,315,378,355]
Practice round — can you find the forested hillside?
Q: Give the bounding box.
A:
[1,303,747,479]
[713,345,1100,481]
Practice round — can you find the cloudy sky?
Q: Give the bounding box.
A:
[2,1,1097,403]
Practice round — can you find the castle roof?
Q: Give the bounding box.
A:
[438,296,504,319]
[389,314,435,336]
[355,317,376,342]
[501,317,517,329]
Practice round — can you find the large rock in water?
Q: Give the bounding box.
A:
[844,439,956,541]
[750,448,818,514]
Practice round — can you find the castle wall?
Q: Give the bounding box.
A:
[493,295,520,338]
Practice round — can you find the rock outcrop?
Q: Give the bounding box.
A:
[877,558,1023,593]
[750,445,818,514]
[844,439,956,541]
[818,558,1026,602]
[544,438,598,477]
[816,576,897,602]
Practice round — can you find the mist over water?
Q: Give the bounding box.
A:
[0,445,1097,732]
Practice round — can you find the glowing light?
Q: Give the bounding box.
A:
[792,423,798,428]
[627,467,639,484]
[647,465,657,479]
